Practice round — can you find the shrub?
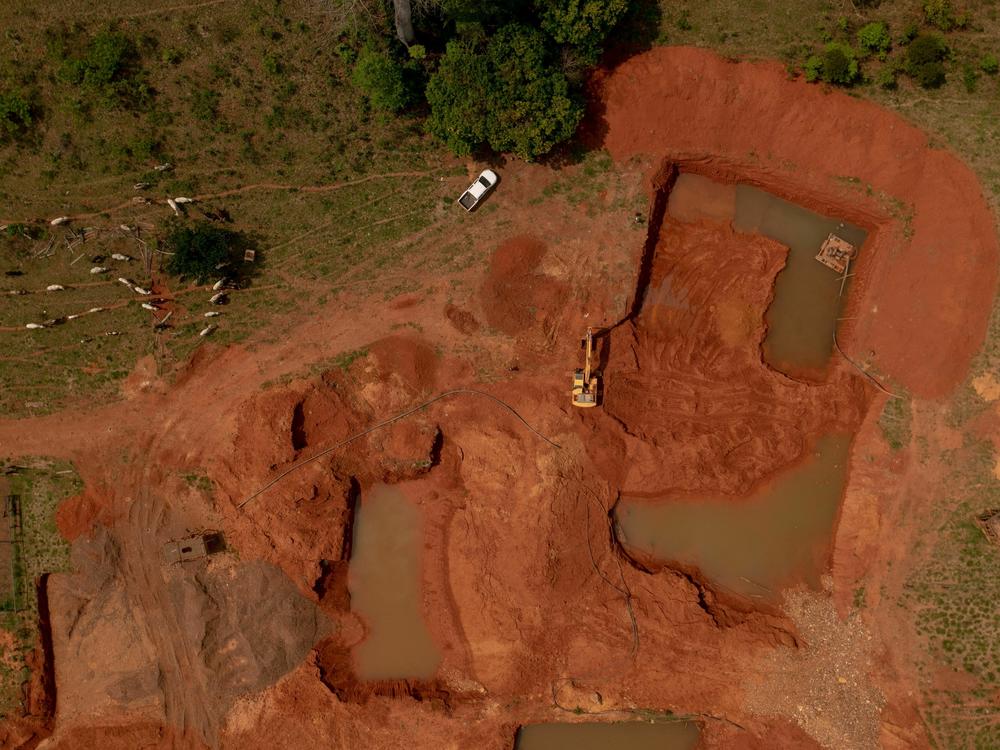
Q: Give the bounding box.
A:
[980,53,999,75]
[911,59,946,88]
[804,55,823,82]
[875,64,898,89]
[0,91,34,139]
[857,22,891,59]
[58,30,151,109]
[924,0,956,30]
[899,22,919,45]
[806,43,860,85]
[907,33,948,88]
[351,49,411,112]
[189,89,220,121]
[962,64,979,92]
[160,47,183,65]
[163,221,249,282]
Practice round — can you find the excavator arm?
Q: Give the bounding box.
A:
[571,326,600,408]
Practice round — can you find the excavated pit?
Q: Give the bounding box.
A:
[595,159,877,609]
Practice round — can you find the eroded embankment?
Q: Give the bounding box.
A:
[592,46,1000,399]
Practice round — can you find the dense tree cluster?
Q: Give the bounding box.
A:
[350,0,631,159]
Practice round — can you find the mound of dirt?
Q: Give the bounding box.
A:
[593,46,999,398]
[480,235,568,336]
[181,559,331,706]
[55,488,111,542]
[444,304,480,335]
[366,335,439,395]
[47,528,329,741]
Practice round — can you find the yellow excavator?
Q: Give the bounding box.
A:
[571,326,600,408]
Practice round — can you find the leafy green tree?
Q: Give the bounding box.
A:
[907,33,948,88]
[425,40,492,156]
[857,22,891,60]
[535,0,629,61]
[351,49,413,112]
[0,91,33,140]
[164,221,248,283]
[485,24,582,159]
[980,53,999,75]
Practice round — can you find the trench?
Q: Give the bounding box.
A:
[33,573,57,720]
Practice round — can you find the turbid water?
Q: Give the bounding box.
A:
[666,173,868,374]
[516,721,700,750]
[349,484,440,680]
[616,434,852,597]
[733,185,867,373]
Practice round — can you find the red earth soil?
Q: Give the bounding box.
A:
[1,46,997,750]
[480,235,569,336]
[592,46,999,400]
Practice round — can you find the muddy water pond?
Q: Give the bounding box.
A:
[349,484,440,680]
[516,721,700,750]
[667,173,868,374]
[616,434,852,597]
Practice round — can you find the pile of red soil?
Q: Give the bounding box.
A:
[367,335,439,394]
[479,235,568,336]
[444,304,480,335]
[593,46,999,398]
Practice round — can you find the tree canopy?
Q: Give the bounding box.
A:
[0,91,33,140]
[351,0,629,160]
[535,0,630,59]
[163,221,249,283]
[425,40,491,156]
[485,25,582,158]
[57,30,151,109]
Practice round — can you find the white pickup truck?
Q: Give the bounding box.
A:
[457,169,498,211]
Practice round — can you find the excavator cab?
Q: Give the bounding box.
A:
[571,327,600,408]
